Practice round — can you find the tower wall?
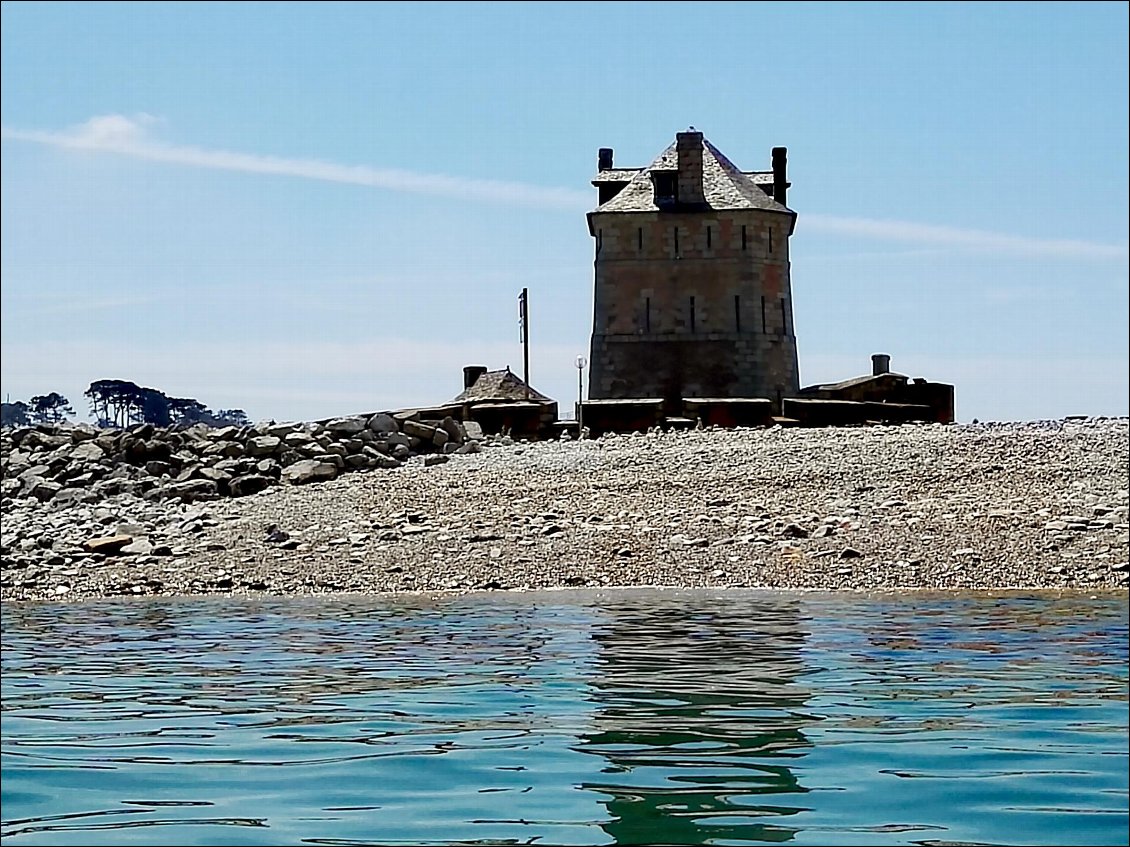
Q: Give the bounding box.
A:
[588,208,799,408]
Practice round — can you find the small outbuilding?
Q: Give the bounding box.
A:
[449,366,559,436]
[793,354,955,424]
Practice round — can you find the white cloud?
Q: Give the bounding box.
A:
[1,115,593,211]
[72,113,159,145]
[1,292,167,316]
[3,114,1128,260]
[804,213,1128,261]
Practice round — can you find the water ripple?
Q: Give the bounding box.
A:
[3,589,1126,845]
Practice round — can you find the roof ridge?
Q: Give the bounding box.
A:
[703,138,791,213]
[449,368,553,404]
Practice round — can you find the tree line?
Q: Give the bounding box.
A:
[1,381,249,429]
[1,392,75,427]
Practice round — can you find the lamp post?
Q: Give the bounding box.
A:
[575,355,587,438]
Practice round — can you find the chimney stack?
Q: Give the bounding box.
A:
[772,146,788,206]
[597,148,614,171]
[872,353,891,376]
[675,130,705,205]
[463,365,487,389]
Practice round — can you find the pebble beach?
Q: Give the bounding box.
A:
[2,417,1127,602]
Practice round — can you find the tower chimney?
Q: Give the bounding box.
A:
[597,148,614,171]
[772,146,788,206]
[872,353,891,376]
[463,365,487,389]
[675,130,705,205]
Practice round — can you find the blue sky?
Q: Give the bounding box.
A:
[2,1,1127,423]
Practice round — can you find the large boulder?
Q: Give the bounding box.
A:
[440,416,465,445]
[203,441,244,458]
[69,424,100,443]
[402,420,437,441]
[247,435,282,457]
[326,417,366,435]
[122,438,171,464]
[367,413,399,434]
[230,474,274,497]
[265,422,301,438]
[284,431,316,448]
[362,446,401,469]
[21,431,69,452]
[255,459,281,478]
[162,479,220,502]
[281,459,338,485]
[69,441,106,462]
[18,464,52,484]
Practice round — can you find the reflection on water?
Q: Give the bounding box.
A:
[582,599,812,844]
[1,590,1127,846]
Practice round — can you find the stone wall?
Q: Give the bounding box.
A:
[588,207,799,408]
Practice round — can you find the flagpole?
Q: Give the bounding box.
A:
[520,288,530,401]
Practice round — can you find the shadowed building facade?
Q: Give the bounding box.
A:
[587,130,801,411]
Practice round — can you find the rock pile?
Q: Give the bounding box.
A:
[2,412,483,507]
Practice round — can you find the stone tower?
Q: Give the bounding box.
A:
[587,130,800,410]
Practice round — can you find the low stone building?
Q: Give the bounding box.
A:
[792,354,955,424]
[449,366,558,436]
[587,129,800,412]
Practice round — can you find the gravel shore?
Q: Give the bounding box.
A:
[2,418,1127,602]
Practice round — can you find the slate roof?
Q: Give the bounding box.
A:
[591,137,792,214]
[743,171,775,185]
[591,168,640,184]
[449,368,554,404]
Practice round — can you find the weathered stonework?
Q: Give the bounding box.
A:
[587,131,800,411]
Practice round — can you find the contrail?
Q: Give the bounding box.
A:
[3,115,1127,259]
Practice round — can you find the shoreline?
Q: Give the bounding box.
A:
[3,417,1128,603]
[5,583,1127,609]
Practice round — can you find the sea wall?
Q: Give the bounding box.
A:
[0,411,495,508]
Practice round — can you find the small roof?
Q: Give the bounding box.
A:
[591,136,792,215]
[801,372,909,393]
[449,368,554,404]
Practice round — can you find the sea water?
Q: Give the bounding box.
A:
[2,589,1127,846]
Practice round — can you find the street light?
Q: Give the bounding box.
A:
[575,355,587,438]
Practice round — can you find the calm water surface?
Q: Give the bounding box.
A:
[1,589,1127,846]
